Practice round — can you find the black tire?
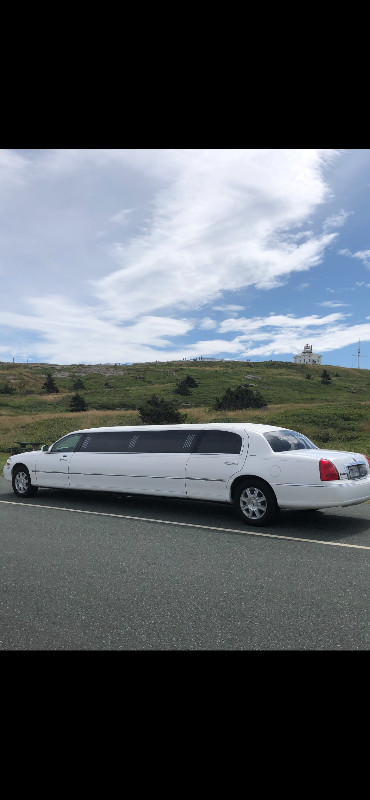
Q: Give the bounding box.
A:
[233,479,278,526]
[12,466,38,498]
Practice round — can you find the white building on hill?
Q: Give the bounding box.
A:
[293,344,322,365]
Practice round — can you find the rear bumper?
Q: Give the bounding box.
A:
[274,476,370,510]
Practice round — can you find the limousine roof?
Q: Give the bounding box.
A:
[67,423,285,435]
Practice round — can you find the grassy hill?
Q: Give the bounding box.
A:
[1,359,370,459]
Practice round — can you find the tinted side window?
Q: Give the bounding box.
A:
[263,430,317,452]
[79,432,136,452]
[195,430,242,454]
[51,433,83,453]
[78,430,198,453]
[132,431,198,453]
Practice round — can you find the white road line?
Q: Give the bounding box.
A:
[1,499,370,550]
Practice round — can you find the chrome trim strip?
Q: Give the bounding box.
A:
[36,471,67,475]
[68,472,184,479]
[186,477,226,482]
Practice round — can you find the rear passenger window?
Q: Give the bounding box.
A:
[131,431,198,453]
[80,432,135,452]
[194,430,242,454]
[79,430,198,453]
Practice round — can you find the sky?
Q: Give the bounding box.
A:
[1,148,370,368]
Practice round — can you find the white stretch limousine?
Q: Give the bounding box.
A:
[3,423,370,525]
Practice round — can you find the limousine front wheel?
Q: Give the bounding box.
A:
[12,466,38,498]
[234,479,278,526]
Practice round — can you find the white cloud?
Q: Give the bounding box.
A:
[0,149,28,186]
[110,208,136,225]
[0,297,195,364]
[214,312,368,359]
[213,304,245,311]
[2,299,370,364]
[323,210,352,230]
[198,317,218,330]
[339,248,370,267]
[87,149,340,320]
[3,148,362,364]
[352,250,370,266]
[0,150,31,209]
[218,312,349,334]
[238,323,370,358]
[318,301,350,307]
[295,282,310,291]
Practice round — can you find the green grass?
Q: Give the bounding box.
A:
[1,359,370,463]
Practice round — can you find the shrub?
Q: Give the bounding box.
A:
[315,429,335,443]
[215,384,266,411]
[183,375,199,388]
[138,394,186,424]
[0,383,16,394]
[72,378,85,390]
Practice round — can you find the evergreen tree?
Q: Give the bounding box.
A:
[138,394,186,424]
[321,369,331,385]
[69,393,87,412]
[42,373,59,393]
[215,384,266,411]
[174,380,191,396]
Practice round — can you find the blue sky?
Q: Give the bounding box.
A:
[1,148,370,367]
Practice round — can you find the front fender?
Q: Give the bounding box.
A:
[11,453,39,478]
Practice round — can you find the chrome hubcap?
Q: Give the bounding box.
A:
[240,487,267,519]
[15,471,29,493]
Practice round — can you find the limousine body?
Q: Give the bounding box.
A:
[3,423,370,525]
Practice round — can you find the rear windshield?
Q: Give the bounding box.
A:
[263,429,317,452]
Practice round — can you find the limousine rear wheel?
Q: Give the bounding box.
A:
[12,466,38,498]
[234,479,278,526]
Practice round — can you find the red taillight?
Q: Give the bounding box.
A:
[319,459,340,481]
[361,454,370,468]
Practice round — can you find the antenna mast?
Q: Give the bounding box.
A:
[352,339,367,369]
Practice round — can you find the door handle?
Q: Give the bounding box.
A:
[60,456,68,460]
[224,461,239,465]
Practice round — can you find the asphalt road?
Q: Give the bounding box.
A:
[1,477,370,650]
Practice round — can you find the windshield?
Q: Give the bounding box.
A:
[263,429,318,452]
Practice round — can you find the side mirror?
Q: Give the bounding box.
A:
[41,444,50,452]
